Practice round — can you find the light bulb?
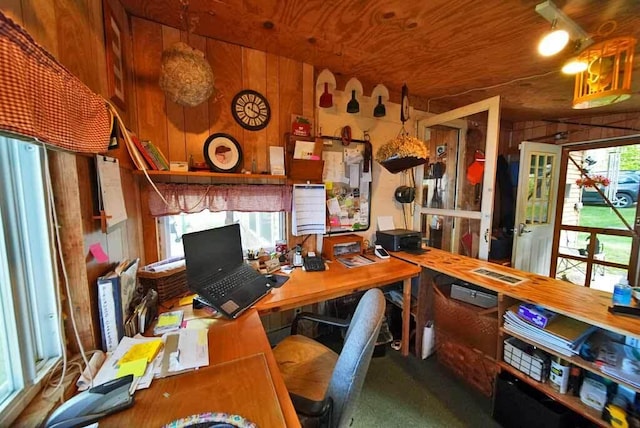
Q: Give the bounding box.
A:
[538,29,569,56]
[561,57,588,74]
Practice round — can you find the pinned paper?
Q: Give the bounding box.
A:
[117,358,147,378]
[89,243,109,263]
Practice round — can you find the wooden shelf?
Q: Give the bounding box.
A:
[134,170,287,185]
[499,362,607,427]
[500,327,640,394]
[384,293,418,319]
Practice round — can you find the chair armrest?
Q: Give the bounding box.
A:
[289,392,332,418]
[291,312,350,335]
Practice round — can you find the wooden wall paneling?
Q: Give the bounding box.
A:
[601,114,627,139]
[54,0,100,94]
[242,48,268,173]
[302,63,314,127]
[278,57,306,249]
[587,116,605,141]
[265,53,281,172]
[49,151,98,352]
[18,0,58,55]
[131,17,168,158]
[206,38,243,164]
[162,25,186,163]
[0,0,23,25]
[182,32,210,163]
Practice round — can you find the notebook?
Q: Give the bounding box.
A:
[183,224,271,319]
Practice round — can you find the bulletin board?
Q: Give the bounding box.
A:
[321,136,372,234]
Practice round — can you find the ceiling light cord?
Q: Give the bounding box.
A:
[426,70,559,113]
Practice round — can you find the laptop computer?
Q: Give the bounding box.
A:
[182,224,271,319]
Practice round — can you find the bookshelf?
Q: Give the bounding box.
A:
[133,170,287,185]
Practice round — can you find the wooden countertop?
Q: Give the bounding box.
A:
[393,247,640,339]
[100,309,300,427]
[254,256,421,314]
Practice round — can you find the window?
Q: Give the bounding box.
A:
[0,136,61,424]
[159,210,286,259]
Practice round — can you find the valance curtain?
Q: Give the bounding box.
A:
[148,183,293,216]
[0,12,111,153]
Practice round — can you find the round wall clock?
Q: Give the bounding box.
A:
[231,89,271,131]
[400,84,410,123]
[203,133,243,172]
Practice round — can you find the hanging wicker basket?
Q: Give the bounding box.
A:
[159,42,215,107]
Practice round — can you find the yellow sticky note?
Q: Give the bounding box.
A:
[157,314,179,327]
[179,294,197,306]
[117,358,147,378]
[325,181,333,190]
[119,340,163,364]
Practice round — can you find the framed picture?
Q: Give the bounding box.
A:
[103,3,126,110]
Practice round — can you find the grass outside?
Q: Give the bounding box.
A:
[578,205,636,265]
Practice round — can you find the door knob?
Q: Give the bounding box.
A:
[518,223,531,236]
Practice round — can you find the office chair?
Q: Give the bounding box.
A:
[273,288,385,428]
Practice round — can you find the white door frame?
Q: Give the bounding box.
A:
[414,96,501,260]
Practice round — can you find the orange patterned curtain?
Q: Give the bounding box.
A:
[148,184,293,216]
[0,12,111,153]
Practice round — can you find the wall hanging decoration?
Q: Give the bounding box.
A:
[373,96,386,117]
[103,2,126,110]
[159,42,215,107]
[375,84,428,174]
[231,89,271,130]
[203,133,242,173]
[319,82,333,108]
[316,69,337,109]
[371,84,389,118]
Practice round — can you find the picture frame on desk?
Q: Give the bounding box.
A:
[103,2,126,110]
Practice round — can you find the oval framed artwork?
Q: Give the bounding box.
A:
[203,133,243,173]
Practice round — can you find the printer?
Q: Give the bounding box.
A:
[377,229,422,252]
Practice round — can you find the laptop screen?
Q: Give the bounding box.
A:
[182,224,244,284]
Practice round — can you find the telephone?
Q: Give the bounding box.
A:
[374,245,390,259]
[303,252,326,271]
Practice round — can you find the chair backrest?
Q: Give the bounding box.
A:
[326,288,385,427]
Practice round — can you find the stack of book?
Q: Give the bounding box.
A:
[503,303,596,357]
[130,135,169,170]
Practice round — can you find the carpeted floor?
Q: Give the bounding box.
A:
[352,348,502,427]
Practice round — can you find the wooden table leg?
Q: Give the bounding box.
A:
[402,277,411,356]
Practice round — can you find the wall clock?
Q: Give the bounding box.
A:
[231,89,271,131]
[203,133,243,172]
[400,84,410,123]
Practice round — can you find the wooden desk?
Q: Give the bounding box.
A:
[101,310,300,427]
[254,256,421,356]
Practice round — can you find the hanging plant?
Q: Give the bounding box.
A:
[576,174,610,188]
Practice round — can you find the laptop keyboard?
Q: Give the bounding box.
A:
[198,264,260,298]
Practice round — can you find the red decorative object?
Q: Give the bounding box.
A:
[576,175,610,188]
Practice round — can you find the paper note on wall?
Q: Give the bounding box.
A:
[292,184,326,236]
[96,155,128,230]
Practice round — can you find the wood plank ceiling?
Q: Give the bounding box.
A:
[120,0,640,121]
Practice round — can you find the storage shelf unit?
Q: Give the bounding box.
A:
[499,362,606,427]
[134,170,287,185]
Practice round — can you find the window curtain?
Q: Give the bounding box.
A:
[0,12,111,153]
[148,183,293,216]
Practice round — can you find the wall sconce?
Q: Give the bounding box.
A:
[371,84,389,118]
[315,69,336,109]
[535,0,591,57]
[344,77,363,115]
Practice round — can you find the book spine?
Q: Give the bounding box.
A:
[132,136,157,170]
[97,277,121,352]
[143,141,169,171]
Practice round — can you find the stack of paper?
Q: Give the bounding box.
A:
[153,310,184,335]
[503,306,595,357]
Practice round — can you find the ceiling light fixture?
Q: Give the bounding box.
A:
[535,1,592,57]
[561,56,588,74]
[572,36,637,109]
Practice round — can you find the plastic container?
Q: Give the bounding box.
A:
[549,357,570,394]
[613,278,632,306]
